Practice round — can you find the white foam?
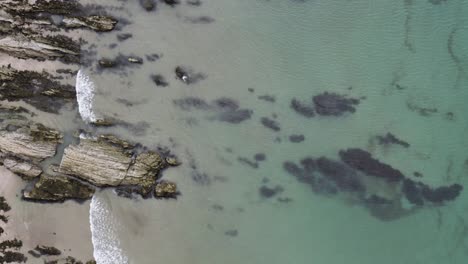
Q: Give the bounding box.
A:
[76,69,98,123]
[90,194,129,264]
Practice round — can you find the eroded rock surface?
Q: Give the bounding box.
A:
[59,135,166,195]
[23,173,95,202]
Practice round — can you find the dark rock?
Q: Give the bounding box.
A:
[154,181,179,198]
[127,56,143,64]
[339,148,405,182]
[28,250,41,258]
[98,58,117,68]
[289,134,305,143]
[175,66,205,84]
[413,171,423,178]
[312,92,360,116]
[23,174,95,202]
[376,133,410,148]
[151,74,169,87]
[290,98,315,117]
[260,117,280,131]
[259,185,283,198]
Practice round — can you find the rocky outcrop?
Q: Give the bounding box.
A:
[0,120,62,161]
[0,66,76,113]
[2,157,42,179]
[59,135,166,195]
[154,181,178,198]
[23,173,95,202]
[62,16,117,32]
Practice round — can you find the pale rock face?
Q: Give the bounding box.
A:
[3,158,42,178]
[59,136,165,188]
[0,123,62,160]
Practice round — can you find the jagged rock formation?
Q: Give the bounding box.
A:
[59,135,166,196]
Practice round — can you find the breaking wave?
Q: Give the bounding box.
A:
[89,194,129,264]
[76,69,98,123]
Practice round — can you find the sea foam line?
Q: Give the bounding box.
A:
[90,194,129,264]
[76,69,98,123]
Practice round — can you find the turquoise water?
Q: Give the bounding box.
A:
[84,0,468,263]
[4,0,468,263]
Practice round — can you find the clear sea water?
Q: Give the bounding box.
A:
[4,0,468,263]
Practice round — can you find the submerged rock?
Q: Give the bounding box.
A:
[376,133,410,148]
[23,173,95,202]
[154,181,179,198]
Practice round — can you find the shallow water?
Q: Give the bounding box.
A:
[3,0,468,263]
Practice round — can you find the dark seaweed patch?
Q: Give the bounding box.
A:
[151,74,169,87]
[312,92,360,116]
[289,134,305,143]
[213,98,239,111]
[260,117,280,131]
[237,157,258,169]
[173,97,211,111]
[217,109,252,124]
[184,16,214,24]
[254,153,266,161]
[316,157,365,192]
[257,95,276,102]
[187,0,202,6]
[339,148,405,182]
[117,33,132,41]
[146,54,161,62]
[376,133,410,148]
[224,229,238,237]
[290,98,315,117]
[259,185,283,198]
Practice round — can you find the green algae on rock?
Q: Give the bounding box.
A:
[0,66,76,113]
[23,173,95,202]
